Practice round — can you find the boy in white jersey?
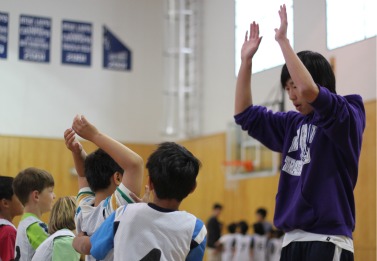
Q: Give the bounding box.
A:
[217,222,237,261]
[266,229,284,261]
[250,222,268,261]
[73,142,207,261]
[13,168,56,261]
[64,114,143,261]
[233,221,252,261]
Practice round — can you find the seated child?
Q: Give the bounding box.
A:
[73,142,207,261]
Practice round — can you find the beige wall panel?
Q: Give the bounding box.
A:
[354,100,376,260]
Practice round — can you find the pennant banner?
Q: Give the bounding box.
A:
[103,26,132,71]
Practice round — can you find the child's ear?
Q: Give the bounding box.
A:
[148,178,154,191]
[113,172,122,185]
[31,190,39,201]
[0,198,9,209]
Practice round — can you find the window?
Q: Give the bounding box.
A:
[326,0,376,50]
[235,0,294,75]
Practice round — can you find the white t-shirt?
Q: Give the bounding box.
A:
[75,183,134,261]
[233,234,252,261]
[218,233,237,261]
[90,203,207,261]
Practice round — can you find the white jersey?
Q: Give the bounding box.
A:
[90,203,207,261]
[233,234,252,261]
[251,234,268,261]
[75,183,134,261]
[0,218,16,229]
[266,238,283,261]
[218,233,237,261]
[31,229,74,261]
[14,216,42,261]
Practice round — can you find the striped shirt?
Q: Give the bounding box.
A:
[75,183,134,261]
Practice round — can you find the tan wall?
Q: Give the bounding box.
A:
[0,101,375,259]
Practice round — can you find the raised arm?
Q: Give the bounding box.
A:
[64,128,88,189]
[235,21,263,115]
[72,115,144,196]
[275,4,318,102]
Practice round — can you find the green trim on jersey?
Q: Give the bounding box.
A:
[76,191,95,199]
[116,187,133,203]
[22,213,49,250]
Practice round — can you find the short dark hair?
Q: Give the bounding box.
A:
[227,223,237,234]
[0,176,15,200]
[238,221,249,235]
[146,142,201,202]
[84,148,123,192]
[213,203,223,210]
[281,50,336,94]
[253,222,265,235]
[13,168,54,205]
[256,207,267,219]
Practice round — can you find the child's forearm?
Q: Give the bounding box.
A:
[91,132,144,195]
[72,149,87,178]
[72,235,91,255]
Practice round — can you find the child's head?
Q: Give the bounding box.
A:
[280,50,336,94]
[238,221,249,235]
[227,223,237,234]
[146,142,201,202]
[253,222,265,236]
[84,148,123,192]
[13,167,55,213]
[212,203,223,217]
[255,207,267,221]
[48,196,76,234]
[0,176,24,220]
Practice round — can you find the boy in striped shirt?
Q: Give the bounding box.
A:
[64,114,143,261]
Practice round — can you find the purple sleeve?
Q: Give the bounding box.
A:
[234,106,289,152]
[310,86,365,156]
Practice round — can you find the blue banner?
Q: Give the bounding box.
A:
[62,20,92,66]
[19,15,51,63]
[0,12,8,59]
[103,26,132,71]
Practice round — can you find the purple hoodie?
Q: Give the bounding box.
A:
[234,86,365,238]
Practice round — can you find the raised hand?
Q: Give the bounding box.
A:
[130,185,151,203]
[64,128,83,154]
[72,115,99,142]
[241,21,262,62]
[274,4,288,42]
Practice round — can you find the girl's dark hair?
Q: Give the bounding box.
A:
[280,50,336,94]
